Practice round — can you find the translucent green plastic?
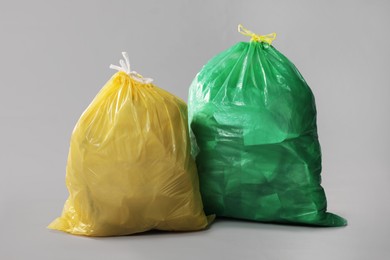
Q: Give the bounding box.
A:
[188,41,347,227]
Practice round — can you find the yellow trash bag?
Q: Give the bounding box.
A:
[48,52,212,236]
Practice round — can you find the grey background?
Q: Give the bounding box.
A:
[1,0,389,259]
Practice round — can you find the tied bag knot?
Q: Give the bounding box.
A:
[238,24,276,45]
[109,52,153,84]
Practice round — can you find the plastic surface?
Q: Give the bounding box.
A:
[188,41,347,226]
[49,71,212,236]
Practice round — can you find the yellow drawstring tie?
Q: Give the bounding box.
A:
[238,24,276,45]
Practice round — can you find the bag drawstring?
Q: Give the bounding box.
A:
[110,52,153,84]
[238,24,276,45]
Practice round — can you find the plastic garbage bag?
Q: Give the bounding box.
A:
[49,52,212,236]
[188,25,347,226]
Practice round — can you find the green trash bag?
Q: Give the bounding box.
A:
[188,25,347,227]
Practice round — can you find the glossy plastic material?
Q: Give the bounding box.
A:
[49,71,212,236]
[188,41,347,226]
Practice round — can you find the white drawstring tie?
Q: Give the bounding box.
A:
[110,52,153,84]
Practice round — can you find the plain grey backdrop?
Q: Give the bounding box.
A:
[1,0,389,259]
